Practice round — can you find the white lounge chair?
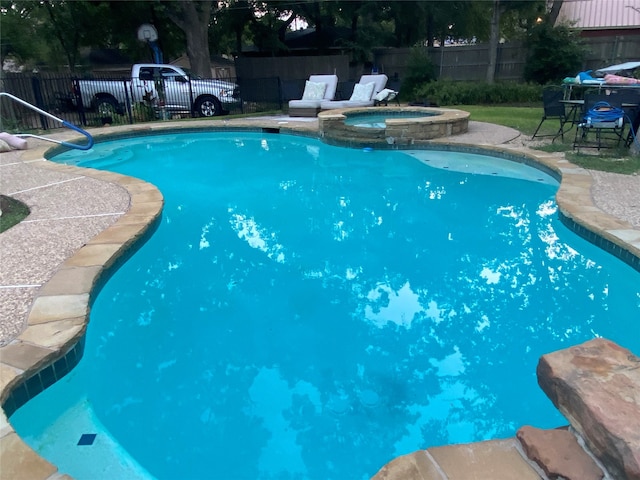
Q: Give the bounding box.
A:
[320,74,389,110]
[288,74,339,117]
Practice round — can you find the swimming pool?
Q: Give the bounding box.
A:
[10,132,640,479]
[344,111,438,128]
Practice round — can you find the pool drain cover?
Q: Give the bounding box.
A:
[77,433,97,446]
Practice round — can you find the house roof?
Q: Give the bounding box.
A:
[556,0,640,30]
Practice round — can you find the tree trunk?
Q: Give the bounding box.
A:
[548,0,564,26]
[185,22,211,77]
[426,12,434,47]
[486,0,501,84]
[165,1,212,77]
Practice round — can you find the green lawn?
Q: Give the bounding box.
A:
[0,195,30,233]
[453,104,548,136]
[449,104,640,174]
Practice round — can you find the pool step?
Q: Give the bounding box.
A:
[517,425,607,480]
[372,428,608,480]
[372,438,543,479]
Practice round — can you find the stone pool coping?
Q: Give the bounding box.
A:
[0,117,638,479]
[318,106,470,145]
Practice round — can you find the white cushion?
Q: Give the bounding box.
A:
[320,99,375,110]
[359,75,389,95]
[289,99,323,108]
[374,88,397,102]
[302,81,327,100]
[350,82,375,101]
[309,75,339,100]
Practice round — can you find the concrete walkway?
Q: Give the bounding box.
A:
[0,117,639,479]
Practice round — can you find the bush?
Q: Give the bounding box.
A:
[400,48,437,99]
[524,22,586,84]
[131,102,156,122]
[410,80,542,106]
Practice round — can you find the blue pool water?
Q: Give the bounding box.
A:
[344,111,437,128]
[11,132,640,480]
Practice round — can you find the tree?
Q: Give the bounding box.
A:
[0,1,48,69]
[100,1,186,66]
[161,0,212,77]
[0,0,110,71]
[484,0,550,83]
[213,0,254,56]
[332,1,395,63]
[245,1,297,55]
[523,21,585,84]
[547,0,564,26]
[0,0,187,71]
[486,0,501,83]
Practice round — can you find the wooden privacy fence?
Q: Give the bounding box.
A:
[374,36,640,83]
[371,43,527,83]
[235,43,529,84]
[236,36,639,84]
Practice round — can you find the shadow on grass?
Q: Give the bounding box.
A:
[534,141,640,175]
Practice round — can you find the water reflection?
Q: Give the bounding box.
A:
[19,133,639,480]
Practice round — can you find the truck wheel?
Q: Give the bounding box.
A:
[95,96,120,117]
[195,96,222,117]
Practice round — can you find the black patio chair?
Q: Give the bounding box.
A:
[532,86,570,141]
[573,93,626,151]
[610,90,640,147]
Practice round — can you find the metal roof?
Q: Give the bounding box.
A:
[556,0,640,30]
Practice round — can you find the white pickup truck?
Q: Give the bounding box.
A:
[73,63,240,117]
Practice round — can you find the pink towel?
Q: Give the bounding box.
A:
[604,74,640,85]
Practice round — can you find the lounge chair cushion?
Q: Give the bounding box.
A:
[359,74,389,97]
[320,74,388,111]
[319,100,376,109]
[374,88,398,102]
[289,99,325,109]
[302,81,328,100]
[350,82,375,102]
[289,74,339,116]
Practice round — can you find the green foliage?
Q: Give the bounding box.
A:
[523,22,586,84]
[400,48,437,99]
[411,80,542,106]
[0,113,24,133]
[499,0,547,41]
[1,1,59,69]
[1,0,189,71]
[131,102,156,123]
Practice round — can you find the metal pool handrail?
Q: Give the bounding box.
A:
[0,92,94,150]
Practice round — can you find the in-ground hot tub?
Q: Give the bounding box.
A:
[318,106,470,146]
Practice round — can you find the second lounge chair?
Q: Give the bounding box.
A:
[320,74,388,110]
